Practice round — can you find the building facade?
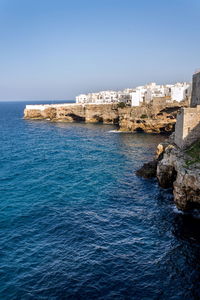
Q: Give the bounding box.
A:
[175,71,200,148]
[171,82,191,102]
[76,82,191,106]
[191,70,200,107]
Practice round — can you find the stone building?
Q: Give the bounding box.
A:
[175,71,200,148]
[191,70,200,107]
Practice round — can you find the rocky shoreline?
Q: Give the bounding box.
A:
[24,102,187,134]
[24,101,200,211]
[137,135,200,211]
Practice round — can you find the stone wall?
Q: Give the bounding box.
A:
[175,106,200,148]
[174,70,200,148]
[152,97,167,106]
[191,71,200,107]
[174,108,184,148]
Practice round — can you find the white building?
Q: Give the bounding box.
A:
[76,82,192,106]
[131,86,146,106]
[171,83,191,102]
[131,90,141,106]
[99,91,119,103]
[131,82,191,106]
[144,83,172,103]
[76,94,88,103]
[76,90,131,104]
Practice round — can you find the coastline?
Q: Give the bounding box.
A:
[24,100,200,212]
[24,101,187,134]
[137,136,200,211]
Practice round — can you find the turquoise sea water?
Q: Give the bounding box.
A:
[0,101,200,299]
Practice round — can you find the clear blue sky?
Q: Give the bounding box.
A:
[0,0,200,101]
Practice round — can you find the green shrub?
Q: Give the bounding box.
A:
[185,139,200,166]
[117,102,126,108]
[140,114,148,119]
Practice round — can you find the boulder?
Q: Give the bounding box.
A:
[136,160,158,178]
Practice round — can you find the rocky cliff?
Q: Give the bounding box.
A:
[137,136,200,210]
[118,105,179,133]
[24,102,186,133]
[24,104,119,124]
[25,102,200,210]
[156,139,200,210]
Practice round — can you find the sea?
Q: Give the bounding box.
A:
[0,101,199,300]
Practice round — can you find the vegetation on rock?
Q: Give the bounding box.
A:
[185,139,200,166]
[140,114,148,119]
[117,102,126,108]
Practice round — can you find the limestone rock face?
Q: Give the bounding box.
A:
[118,105,178,133]
[24,102,183,134]
[56,105,86,122]
[24,107,57,120]
[84,104,119,124]
[173,172,200,210]
[136,141,174,180]
[24,109,44,119]
[24,104,119,124]
[55,103,119,124]
[156,145,177,188]
[157,143,200,210]
[136,160,158,178]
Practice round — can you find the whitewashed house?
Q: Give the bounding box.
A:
[131,86,147,106]
[76,94,88,103]
[171,83,191,102]
[76,82,192,106]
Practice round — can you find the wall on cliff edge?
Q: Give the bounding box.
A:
[175,106,200,148]
[174,71,200,149]
[191,71,200,107]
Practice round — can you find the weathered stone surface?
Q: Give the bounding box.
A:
[137,134,200,210]
[136,139,173,179]
[136,160,158,178]
[157,162,177,188]
[156,143,165,158]
[173,172,200,210]
[24,107,57,120]
[24,102,185,134]
[25,101,200,210]
[24,104,119,124]
[175,106,200,149]
[156,141,200,210]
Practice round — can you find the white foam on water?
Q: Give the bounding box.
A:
[172,205,184,214]
[108,130,130,133]
[172,205,200,218]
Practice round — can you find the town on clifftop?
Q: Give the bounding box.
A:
[76,81,191,106]
[24,79,193,134]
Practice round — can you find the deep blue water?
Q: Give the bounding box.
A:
[0,101,199,300]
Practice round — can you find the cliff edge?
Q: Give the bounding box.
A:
[156,139,200,210]
[24,102,187,134]
[137,136,200,210]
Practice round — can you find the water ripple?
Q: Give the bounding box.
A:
[0,102,199,299]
